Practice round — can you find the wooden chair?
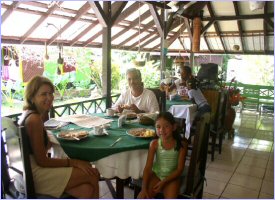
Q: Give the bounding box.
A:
[18,126,74,198]
[1,117,24,199]
[202,90,227,161]
[133,113,210,199]
[147,88,166,112]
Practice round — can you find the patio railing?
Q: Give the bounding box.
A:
[4,94,120,124]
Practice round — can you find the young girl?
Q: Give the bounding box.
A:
[138,112,187,199]
[186,78,211,120]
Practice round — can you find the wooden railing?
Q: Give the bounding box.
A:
[226,82,274,111]
[4,94,120,124]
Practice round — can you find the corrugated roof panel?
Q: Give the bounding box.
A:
[268,36,274,51]
[78,24,102,41]
[200,37,208,51]
[60,1,86,10]
[238,1,264,15]
[169,39,182,50]
[219,21,238,32]
[144,38,160,49]
[61,21,91,41]
[124,31,149,46]
[211,1,235,16]
[112,29,138,45]
[124,4,147,21]
[1,11,41,37]
[243,19,263,31]
[208,37,223,50]
[223,37,241,51]
[20,3,48,12]
[183,38,191,51]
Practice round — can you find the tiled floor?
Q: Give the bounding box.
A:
[99,110,274,199]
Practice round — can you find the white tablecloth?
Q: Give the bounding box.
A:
[168,104,197,139]
[47,132,148,180]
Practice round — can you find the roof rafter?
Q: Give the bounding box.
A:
[148,4,163,36]
[111,1,128,26]
[89,1,108,27]
[233,1,244,53]
[2,1,20,23]
[20,2,63,44]
[47,2,91,45]
[112,2,139,26]
[207,2,226,53]
[70,22,98,46]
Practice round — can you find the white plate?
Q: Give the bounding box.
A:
[126,128,156,139]
[57,131,89,141]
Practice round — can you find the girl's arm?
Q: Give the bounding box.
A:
[139,140,158,194]
[154,145,187,191]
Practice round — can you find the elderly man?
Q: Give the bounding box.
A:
[113,68,159,113]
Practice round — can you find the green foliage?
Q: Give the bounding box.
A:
[139,61,161,88]
[1,80,24,107]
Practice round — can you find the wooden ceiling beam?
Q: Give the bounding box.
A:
[112,10,151,41]
[148,4,163,36]
[83,30,102,47]
[263,2,268,53]
[207,2,226,53]
[2,1,20,23]
[112,2,139,26]
[111,1,128,26]
[184,18,193,41]
[144,1,171,9]
[167,26,184,47]
[202,13,273,21]
[129,27,159,50]
[178,36,187,51]
[20,2,63,44]
[117,20,155,48]
[89,1,108,27]
[233,1,244,54]
[201,19,214,35]
[264,18,274,29]
[139,35,160,50]
[203,35,212,53]
[70,22,98,46]
[47,2,91,45]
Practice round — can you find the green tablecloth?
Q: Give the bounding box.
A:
[166,99,192,111]
[51,114,154,162]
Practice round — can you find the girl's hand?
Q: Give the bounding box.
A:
[153,181,164,193]
[138,189,150,199]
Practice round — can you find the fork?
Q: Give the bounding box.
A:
[110,137,122,147]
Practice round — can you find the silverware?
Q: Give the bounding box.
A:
[110,137,122,147]
[73,136,80,141]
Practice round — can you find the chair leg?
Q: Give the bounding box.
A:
[218,132,223,154]
[211,133,216,161]
[133,186,141,199]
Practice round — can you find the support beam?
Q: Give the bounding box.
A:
[90,1,108,27]
[20,2,62,44]
[148,4,163,36]
[112,2,139,26]
[101,2,112,108]
[47,2,91,45]
[184,18,193,41]
[233,1,244,53]
[202,13,273,21]
[263,2,268,53]
[2,1,20,23]
[200,19,214,35]
[207,2,226,53]
[111,1,127,26]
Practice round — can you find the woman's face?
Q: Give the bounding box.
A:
[155,118,176,140]
[32,84,54,114]
[127,72,142,91]
[180,69,188,80]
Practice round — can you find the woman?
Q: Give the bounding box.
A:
[18,75,99,198]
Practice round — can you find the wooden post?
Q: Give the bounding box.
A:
[192,17,201,52]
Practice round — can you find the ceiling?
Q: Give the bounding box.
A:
[1,1,274,55]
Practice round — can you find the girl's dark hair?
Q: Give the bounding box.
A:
[187,78,198,90]
[180,65,192,75]
[155,112,183,151]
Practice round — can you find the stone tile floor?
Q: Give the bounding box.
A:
[99,110,274,199]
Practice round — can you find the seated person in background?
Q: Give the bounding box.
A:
[113,68,159,113]
[186,78,211,120]
[168,65,193,97]
[18,76,100,198]
[138,112,187,199]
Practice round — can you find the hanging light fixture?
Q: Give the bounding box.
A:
[44,41,49,60]
[134,2,146,67]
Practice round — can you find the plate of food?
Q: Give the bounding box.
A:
[126,128,156,138]
[57,130,89,141]
[117,112,137,119]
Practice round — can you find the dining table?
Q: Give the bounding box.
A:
[166,98,197,139]
[48,113,155,199]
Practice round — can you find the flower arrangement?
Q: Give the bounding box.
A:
[226,77,246,106]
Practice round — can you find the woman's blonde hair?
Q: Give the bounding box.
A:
[23,76,54,111]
